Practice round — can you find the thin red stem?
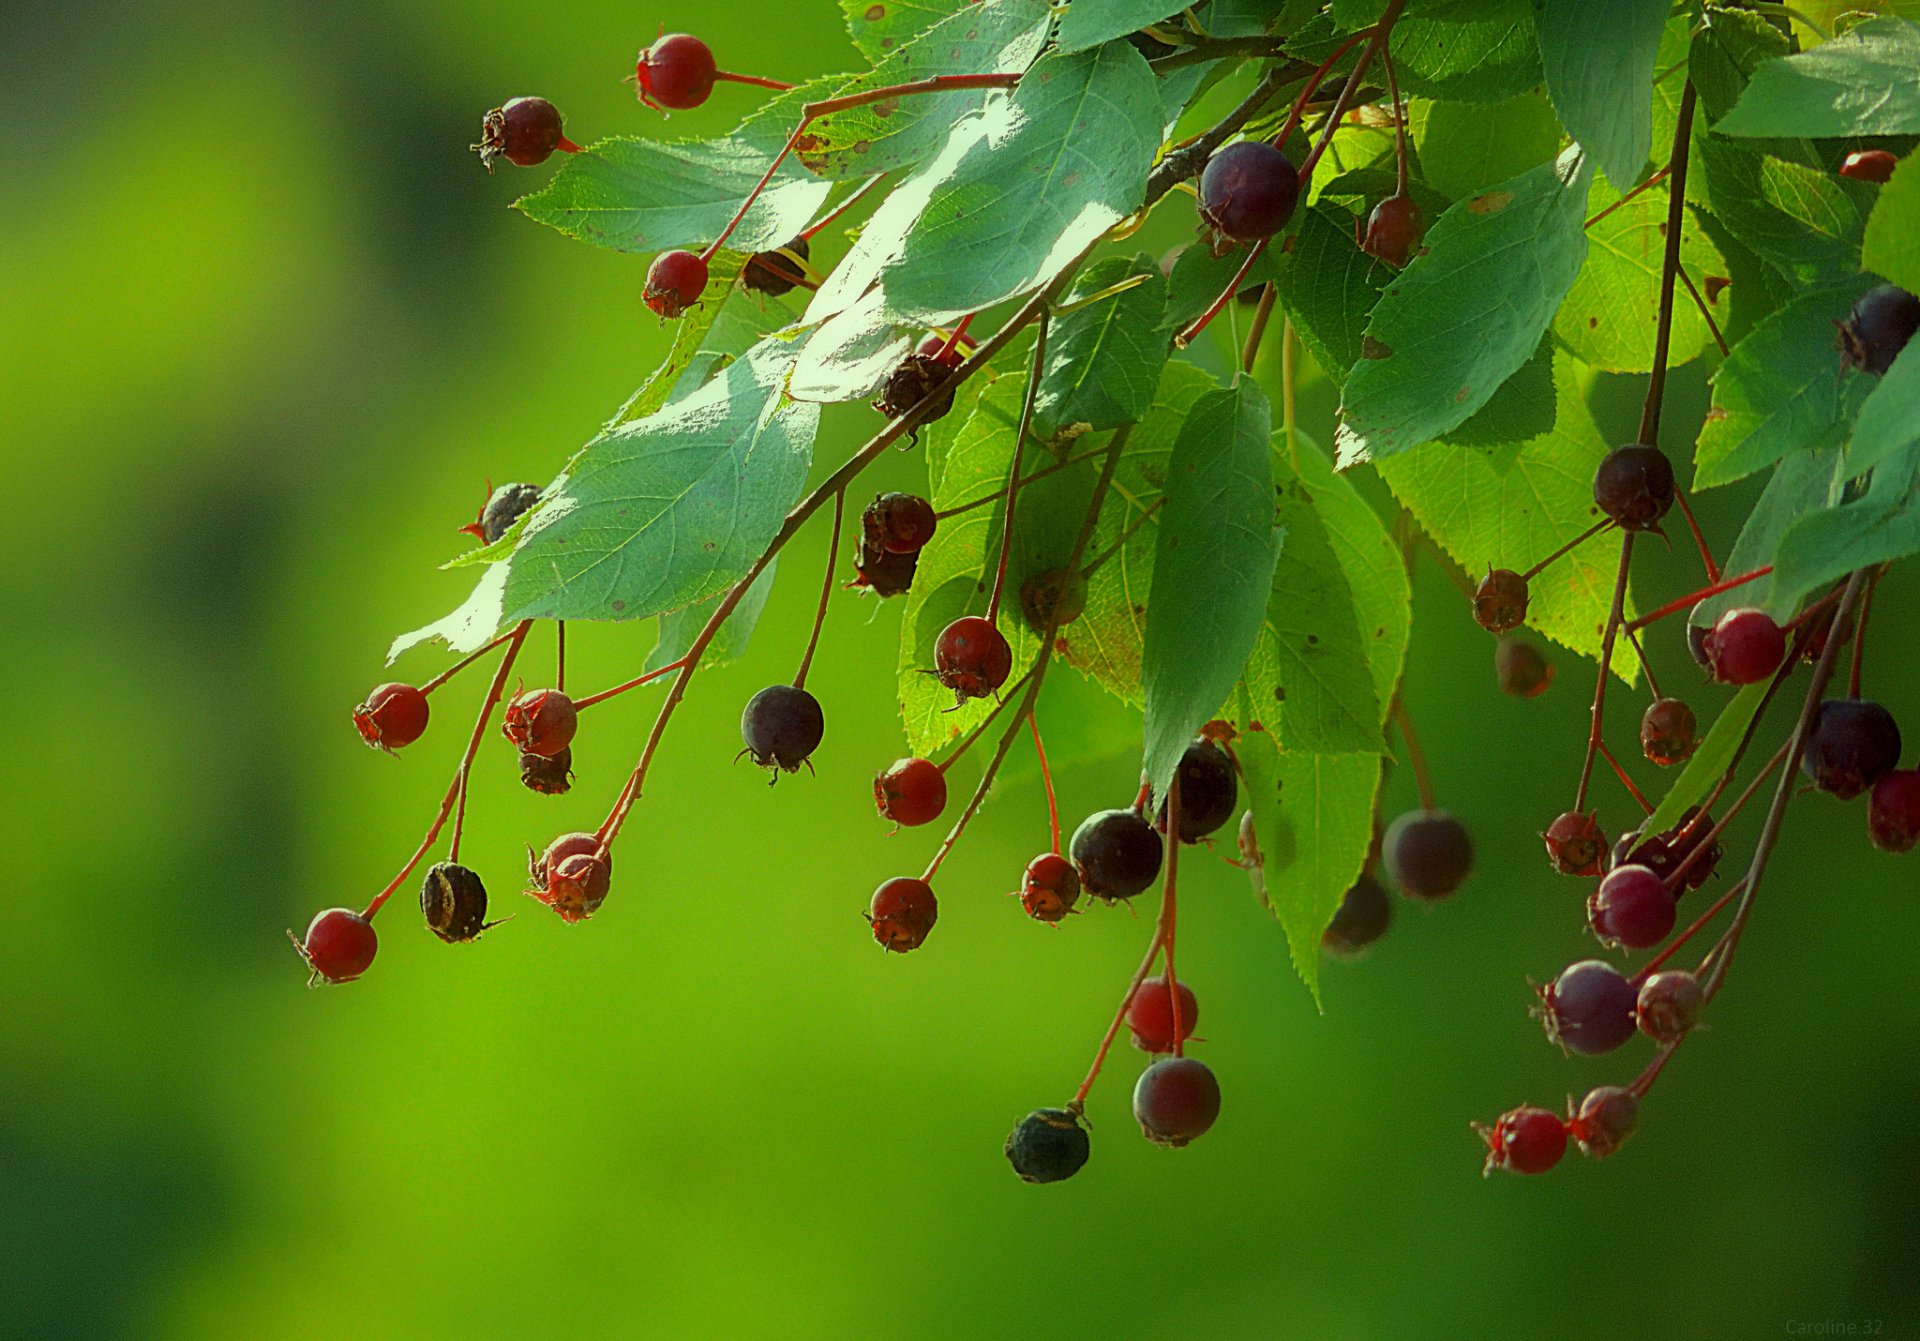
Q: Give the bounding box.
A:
[1521,518,1612,581]
[555,620,567,693]
[799,173,888,242]
[572,658,689,711]
[1675,262,1730,357]
[936,313,976,365]
[934,668,1033,773]
[1849,574,1874,698]
[986,312,1049,624]
[1574,533,1636,814]
[1270,27,1375,154]
[794,488,845,690]
[1390,699,1436,811]
[1295,0,1406,183]
[1673,488,1720,583]
[1597,741,1654,815]
[1162,771,1184,1057]
[1173,240,1267,348]
[715,70,796,92]
[933,442,1112,520]
[1624,626,1663,701]
[418,627,521,697]
[1584,164,1671,230]
[1625,565,1772,632]
[1030,713,1061,855]
[1634,879,1745,979]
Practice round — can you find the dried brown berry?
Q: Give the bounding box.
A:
[1472,569,1529,634]
[519,746,574,795]
[420,861,493,943]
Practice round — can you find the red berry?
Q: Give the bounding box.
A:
[1641,697,1698,766]
[644,250,709,320]
[868,876,937,952]
[1569,1086,1639,1160]
[1198,141,1300,243]
[1382,809,1473,900]
[1800,698,1902,800]
[527,832,613,923]
[874,757,947,827]
[1839,149,1898,183]
[742,237,810,297]
[1838,284,1920,376]
[1321,873,1392,957]
[473,96,577,171]
[933,615,1013,702]
[1069,808,1163,900]
[1704,607,1786,685]
[1495,636,1554,698]
[1358,193,1423,267]
[1588,864,1676,951]
[353,683,430,752]
[635,32,718,111]
[1132,1057,1221,1147]
[1471,568,1528,634]
[1480,1105,1567,1175]
[291,908,378,985]
[1017,852,1081,923]
[862,492,938,555]
[502,688,578,759]
[1127,978,1199,1054]
[1542,810,1607,877]
[1593,444,1675,531]
[1869,769,1920,853]
[1536,959,1637,1055]
[1636,969,1704,1044]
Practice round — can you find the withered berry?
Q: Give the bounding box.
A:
[1480,1106,1567,1176]
[1536,959,1637,1056]
[1838,284,1920,375]
[1800,698,1902,800]
[1472,568,1529,634]
[1593,444,1675,531]
[1005,1108,1090,1184]
[862,492,938,555]
[527,832,612,923]
[1322,874,1392,957]
[740,684,824,774]
[502,688,578,760]
[1198,141,1300,243]
[420,861,492,943]
[851,542,917,598]
[1133,1056,1221,1147]
[1569,1086,1639,1160]
[473,97,578,172]
[873,353,956,438]
[1127,978,1199,1054]
[1641,697,1698,767]
[291,908,378,985]
[519,746,574,796]
[354,683,430,752]
[644,250,709,320]
[1156,739,1238,842]
[635,33,718,111]
[1636,970,1704,1044]
[868,876,937,951]
[461,482,541,545]
[1018,851,1081,923]
[1613,807,1720,893]
[1070,808,1163,901]
[1495,637,1554,698]
[1869,769,1920,853]
[933,615,1012,703]
[1543,811,1608,877]
[742,237,810,297]
[874,757,947,828]
[1383,809,1473,900]
[1019,567,1088,632]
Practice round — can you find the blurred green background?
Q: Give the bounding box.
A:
[4,3,1917,1338]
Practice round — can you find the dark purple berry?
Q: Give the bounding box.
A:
[851,542,917,597]
[1593,444,1675,531]
[1383,809,1473,900]
[1613,807,1720,893]
[1536,959,1638,1055]
[739,684,824,774]
[1322,874,1392,958]
[862,492,938,555]
[420,861,492,943]
[1588,864,1677,951]
[872,353,956,438]
[1005,1108,1090,1183]
[1198,141,1300,243]
[1070,808,1163,901]
[1156,739,1238,842]
[1472,568,1529,634]
[1838,284,1920,375]
[1800,698,1902,800]
[742,237,810,296]
[1869,769,1920,853]
[1636,970,1704,1044]
[1133,1057,1221,1147]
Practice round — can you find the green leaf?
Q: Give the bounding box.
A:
[1554,181,1725,374]
[606,252,753,428]
[391,338,819,658]
[1141,382,1279,796]
[1238,731,1380,1006]
[789,288,913,402]
[1391,3,1542,103]
[1336,147,1595,466]
[1847,339,1920,478]
[1409,92,1562,204]
[842,0,970,61]
[1695,139,1878,288]
[1689,7,1823,170]
[1377,350,1636,676]
[1692,448,1843,627]
[798,0,1052,180]
[1640,681,1770,842]
[1863,156,1920,295]
[1057,0,1185,54]
[648,560,779,673]
[811,44,1163,327]
[1437,336,1557,447]
[1694,284,1874,487]
[1160,241,1285,334]
[1772,438,1920,610]
[1271,206,1387,380]
[1031,254,1170,442]
[1715,18,1920,139]
[1535,0,1669,190]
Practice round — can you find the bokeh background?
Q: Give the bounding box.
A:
[4,2,1918,1338]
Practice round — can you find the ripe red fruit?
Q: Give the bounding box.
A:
[1636,970,1704,1044]
[1472,568,1529,634]
[502,688,578,759]
[1156,739,1238,842]
[1480,1105,1567,1176]
[1321,874,1392,957]
[1495,636,1554,698]
[644,250,709,320]
[1868,769,1920,853]
[1704,607,1786,685]
[1542,811,1607,877]
[1132,1057,1221,1147]
[1198,140,1300,242]
[527,832,613,923]
[1569,1086,1640,1160]
[868,876,938,951]
[1017,852,1081,923]
[1800,698,1902,800]
[1588,864,1677,951]
[635,32,718,111]
[291,908,378,985]
[1838,149,1898,183]
[933,615,1013,702]
[1382,809,1473,900]
[1536,959,1638,1055]
[474,96,579,171]
[1358,193,1423,266]
[1593,443,1675,531]
[874,757,947,827]
[1019,567,1088,632]
[1070,808,1163,900]
[353,683,430,752]
[1641,697,1698,766]
[1838,284,1920,375]
[742,237,810,297]
[1127,978,1199,1054]
[862,492,938,555]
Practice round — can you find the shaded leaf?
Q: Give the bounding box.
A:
[1410,91,1562,204]
[1057,0,1186,54]
[1693,448,1843,627]
[1391,3,1541,103]
[1032,254,1170,442]
[1716,18,1920,139]
[1272,205,1387,380]
[1536,0,1670,190]
[1695,138,1878,288]
[1847,336,1920,478]
[1772,438,1920,610]
[648,560,779,673]
[1554,180,1726,374]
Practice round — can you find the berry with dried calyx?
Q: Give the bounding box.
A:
[473,97,579,172]
[644,250,709,320]
[634,32,718,111]
[1472,568,1529,634]
[739,684,824,774]
[1070,808,1163,901]
[1479,1105,1566,1176]
[1593,444,1675,531]
[354,683,430,752]
[742,237,810,296]
[502,688,578,760]
[1569,1086,1640,1160]
[1019,567,1088,633]
[1588,864,1676,951]
[291,908,378,985]
[874,757,947,828]
[420,861,492,943]
[1322,874,1392,958]
[527,832,613,923]
[868,876,937,951]
[460,482,541,545]
[1543,811,1608,878]
[1127,978,1199,1054]
[1869,769,1920,853]
[1636,970,1704,1044]
[1704,607,1786,685]
[933,615,1012,703]
[518,746,574,796]
[1839,149,1898,183]
[1005,1108,1090,1183]
[1800,698,1902,800]
[1536,959,1637,1056]
[872,353,956,438]
[1495,637,1554,698]
[862,492,938,555]
[1837,284,1920,375]
[1197,140,1300,243]
[1358,193,1423,267]
[1614,807,1720,893]
[1017,852,1080,923]
[851,543,917,597]
[1133,1057,1221,1147]
[1383,809,1473,900]
[1156,739,1238,842]
[1641,697,1698,767]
